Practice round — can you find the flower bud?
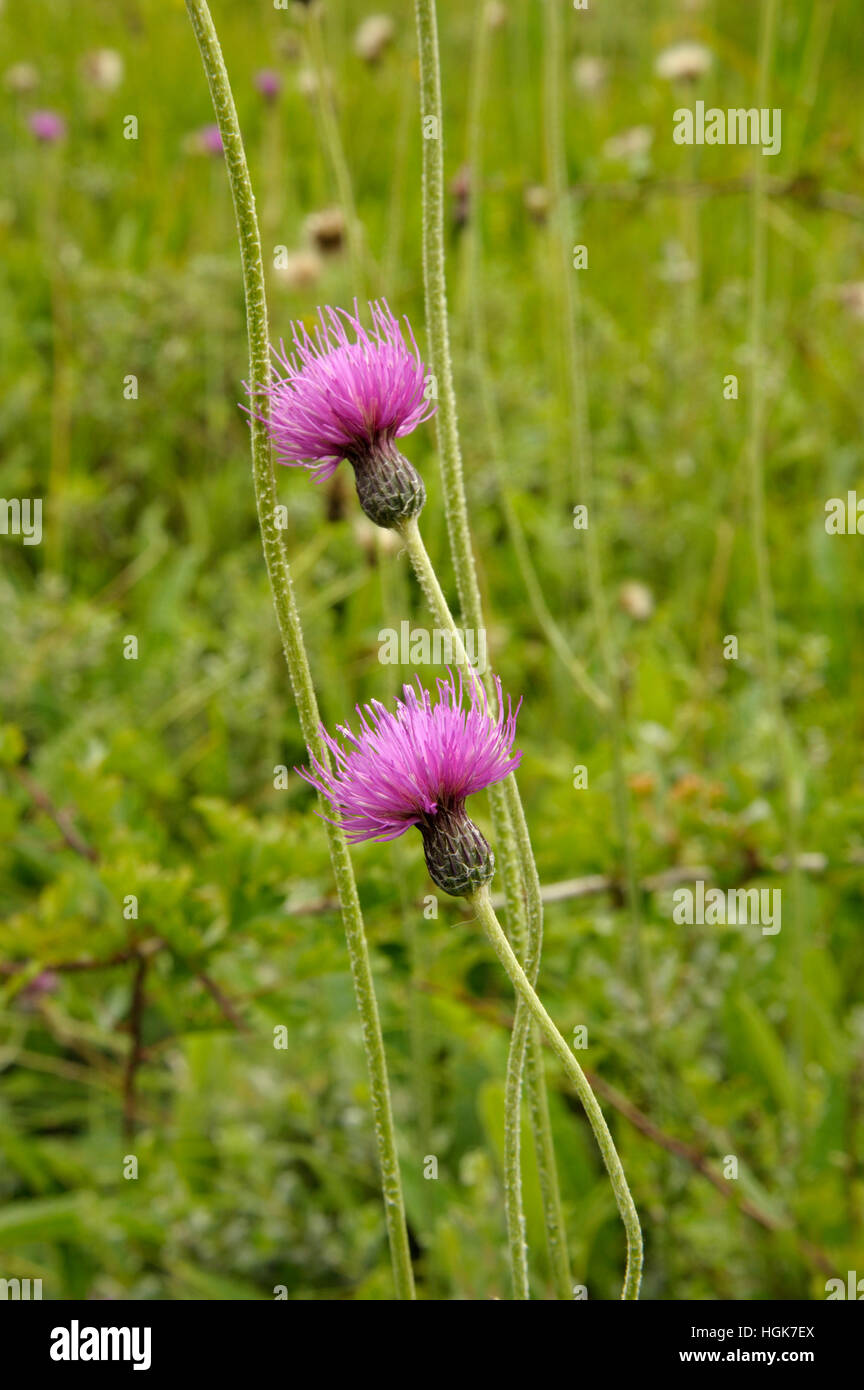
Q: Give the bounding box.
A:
[350,440,425,529]
[418,804,495,898]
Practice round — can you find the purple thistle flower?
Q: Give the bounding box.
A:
[28,109,66,143]
[299,672,522,896]
[254,68,282,102]
[199,122,224,155]
[249,299,435,528]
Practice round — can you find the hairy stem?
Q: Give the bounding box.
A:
[398,515,570,1297]
[468,885,643,1301]
[413,0,574,1300]
[185,0,414,1300]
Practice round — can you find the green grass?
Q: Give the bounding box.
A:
[1,0,862,1300]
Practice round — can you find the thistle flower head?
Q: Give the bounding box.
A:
[299,672,522,896]
[251,299,435,527]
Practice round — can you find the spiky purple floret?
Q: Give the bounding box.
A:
[250,300,435,481]
[299,672,522,843]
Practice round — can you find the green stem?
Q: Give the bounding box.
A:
[461,6,580,1300]
[414,0,480,633]
[184,0,414,1301]
[414,0,574,1299]
[398,517,571,1297]
[469,885,643,1301]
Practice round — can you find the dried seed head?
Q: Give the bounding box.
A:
[354,15,396,65]
[306,207,347,255]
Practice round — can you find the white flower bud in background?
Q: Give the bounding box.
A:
[5,62,40,94]
[618,581,655,622]
[572,56,607,96]
[484,1,508,31]
[834,283,864,322]
[81,48,125,92]
[523,185,550,224]
[274,250,323,292]
[654,41,713,83]
[354,15,395,65]
[603,125,654,162]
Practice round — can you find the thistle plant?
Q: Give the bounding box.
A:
[185,0,415,1300]
[414,0,576,1299]
[256,286,643,1295]
[186,0,643,1301]
[300,674,643,1300]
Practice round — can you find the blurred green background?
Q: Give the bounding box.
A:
[1,0,863,1299]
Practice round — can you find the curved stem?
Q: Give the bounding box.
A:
[185,0,414,1300]
[417,0,586,1300]
[399,516,571,1297]
[505,785,573,1301]
[469,885,644,1301]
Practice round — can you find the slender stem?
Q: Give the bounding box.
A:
[414,0,480,631]
[398,517,571,1297]
[505,782,572,1301]
[413,0,575,1299]
[184,0,414,1300]
[504,980,530,1300]
[461,5,576,1299]
[469,885,643,1301]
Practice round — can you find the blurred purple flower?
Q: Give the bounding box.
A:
[28,109,66,143]
[28,970,60,995]
[200,122,224,155]
[254,68,282,102]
